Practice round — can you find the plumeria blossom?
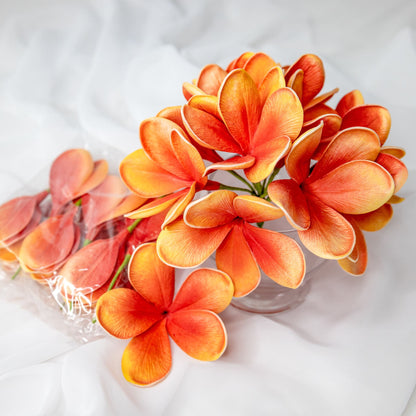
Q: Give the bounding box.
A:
[157,190,306,297]
[182,68,304,183]
[268,125,396,263]
[96,243,234,386]
[119,117,209,227]
[50,149,108,216]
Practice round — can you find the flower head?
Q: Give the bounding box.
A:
[268,125,395,264]
[157,190,305,297]
[96,242,233,386]
[119,117,209,227]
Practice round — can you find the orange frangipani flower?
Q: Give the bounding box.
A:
[96,242,234,386]
[268,124,396,266]
[182,68,304,183]
[119,117,209,227]
[49,149,108,216]
[156,190,306,297]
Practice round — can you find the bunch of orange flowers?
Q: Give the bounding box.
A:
[0,51,408,387]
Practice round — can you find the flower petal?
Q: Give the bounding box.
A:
[267,179,310,230]
[157,219,232,268]
[182,82,204,100]
[243,223,306,288]
[335,90,364,117]
[285,122,323,184]
[19,207,77,270]
[140,117,195,181]
[352,203,393,232]
[258,65,286,106]
[102,194,147,223]
[227,52,255,71]
[167,310,227,361]
[170,268,234,313]
[128,242,174,310]
[305,160,395,214]
[204,155,255,176]
[49,149,94,215]
[162,183,196,228]
[182,104,242,153]
[286,68,304,102]
[59,231,125,295]
[245,135,291,183]
[216,223,260,297]
[233,195,284,223]
[218,69,261,153]
[122,320,171,386]
[184,190,236,228]
[74,159,109,199]
[303,88,339,111]
[197,64,227,95]
[126,190,187,219]
[380,146,406,159]
[0,194,40,243]
[252,87,304,145]
[375,152,408,192]
[298,195,355,259]
[303,104,342,138]
[188,94,221,119]
[243,52,277,87]
[285,54,325,105]
[341,105,391,145]
[96,288,163,339]
[337,218,367,275]
[170,129,206,181]
[82,175,128,233]
[309,127,381,181]
[120,149,191,197]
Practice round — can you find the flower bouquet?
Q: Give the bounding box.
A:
[0,51,408,386]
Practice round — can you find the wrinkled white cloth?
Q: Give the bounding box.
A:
[0,0,415,415]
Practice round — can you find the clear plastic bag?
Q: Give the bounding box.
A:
[0,140,161,343]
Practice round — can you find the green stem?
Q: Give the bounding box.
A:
[253,181,263,195]
[226,170,257,194]
[107,253,131,292]
[220,184,253,193]
[74,198,82,207]
[82,238,92,247]
[127,218,142,234]
[265,168,281,190]
[11,266,21,280]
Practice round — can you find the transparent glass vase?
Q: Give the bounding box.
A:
[230,227,325,314]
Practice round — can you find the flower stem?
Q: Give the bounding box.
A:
[107,253,131,292]
[82,238,92,247]
[220,184,253,193]
[11,266,21,280]
[226,170,257,194]
[127,218,142,233]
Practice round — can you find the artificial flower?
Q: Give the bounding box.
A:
[96,242,233,386]
[50,148,108,215]
[268,125,395,262]
[119,117,208,227]
[157,190,305,297]
[182,68,303,183]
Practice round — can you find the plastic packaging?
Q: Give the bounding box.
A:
[0,141,162,342]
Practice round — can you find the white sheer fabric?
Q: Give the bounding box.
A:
[0,0,415,415]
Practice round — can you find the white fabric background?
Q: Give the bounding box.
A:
[0,0,415,415]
